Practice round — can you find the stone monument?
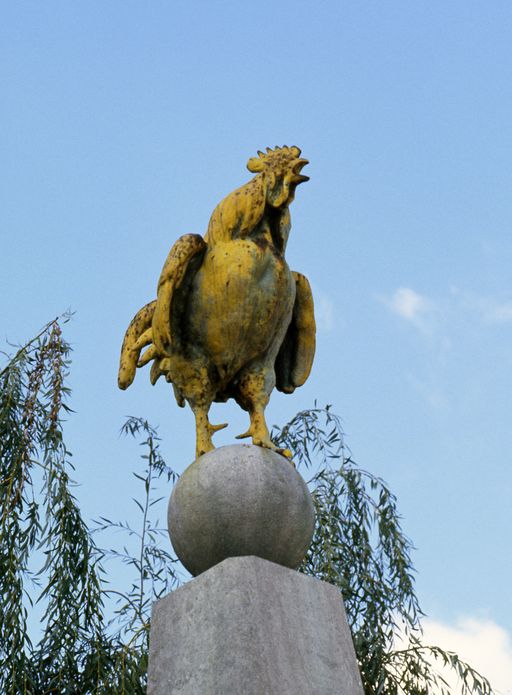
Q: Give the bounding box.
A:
[118,147,364,693]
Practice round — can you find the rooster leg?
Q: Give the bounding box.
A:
[236,406,273,449]
[171,357,227,459]
[191,402,227,459]
[235,366,277,451]
[192,404,213,458]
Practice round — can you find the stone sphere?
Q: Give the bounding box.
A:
[168,444,315,576]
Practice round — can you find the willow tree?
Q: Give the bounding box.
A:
[0,318,493,694]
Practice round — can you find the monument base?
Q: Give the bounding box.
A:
[148,555,364,695]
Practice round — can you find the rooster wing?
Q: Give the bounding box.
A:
[275,271,316,394]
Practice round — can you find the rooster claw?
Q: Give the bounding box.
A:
[209,422,228,435]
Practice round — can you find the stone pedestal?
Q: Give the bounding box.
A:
[148,555,364,695]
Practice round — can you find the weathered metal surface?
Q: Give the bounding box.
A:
[118,146,315,458]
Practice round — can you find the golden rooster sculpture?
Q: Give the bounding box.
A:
[118,146,315,459]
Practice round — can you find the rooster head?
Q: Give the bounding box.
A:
[247,145,309,208]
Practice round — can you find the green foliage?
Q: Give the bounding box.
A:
[0,318,107,693]
[273,407,492,694]
[0,321,178,693]
[93,417,180,678]
[0,321,494,694]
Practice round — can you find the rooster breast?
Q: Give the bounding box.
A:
[184,238,296,386]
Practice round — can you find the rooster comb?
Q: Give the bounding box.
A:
[247,145,305,174]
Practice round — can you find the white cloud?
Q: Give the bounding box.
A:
[421,616,512,694]
[386,287,433,321]
[310,282,334,333]
[490,303,512,322]
[456,290,512,324]
[383,286,512,328]
[380,287,437,336]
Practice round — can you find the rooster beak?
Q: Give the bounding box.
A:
[292,158,310,183]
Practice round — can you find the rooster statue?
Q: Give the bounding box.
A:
[118,146,315,459]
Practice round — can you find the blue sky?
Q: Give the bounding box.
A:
[2,2,512,688]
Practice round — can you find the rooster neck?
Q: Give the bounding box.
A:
[247,204,291,256]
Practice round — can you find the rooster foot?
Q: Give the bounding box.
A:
[236,428,294,464]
